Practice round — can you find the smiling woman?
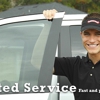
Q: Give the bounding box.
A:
[81,29,100,64]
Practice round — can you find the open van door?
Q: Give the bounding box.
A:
[0,12,64,100]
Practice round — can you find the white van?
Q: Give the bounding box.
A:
[0,12,87,100]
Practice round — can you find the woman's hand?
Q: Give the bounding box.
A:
[43,9,58,20]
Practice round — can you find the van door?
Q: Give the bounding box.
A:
[0,12,64,100]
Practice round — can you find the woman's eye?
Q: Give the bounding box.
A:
[96,33,100,35]
[85,33,89,35]
[95,31,100,35]
[84,32,90,35]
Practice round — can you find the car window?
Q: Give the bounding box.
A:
[0,13,64,94]
[0,20,50,94]
[70,25,87,57]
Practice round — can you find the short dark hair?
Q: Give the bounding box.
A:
[82,13,100,24]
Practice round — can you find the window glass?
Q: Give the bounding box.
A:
[0,20,51,93]
[70,26,87,57]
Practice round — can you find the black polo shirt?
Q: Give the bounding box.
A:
[54,55,100,100]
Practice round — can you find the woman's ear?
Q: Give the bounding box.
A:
[80,31,83,38]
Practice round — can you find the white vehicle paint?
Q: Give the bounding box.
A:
[0,13,87,100]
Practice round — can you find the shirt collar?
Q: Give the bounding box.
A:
[84,53,100,64]
[84,53,91,63]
